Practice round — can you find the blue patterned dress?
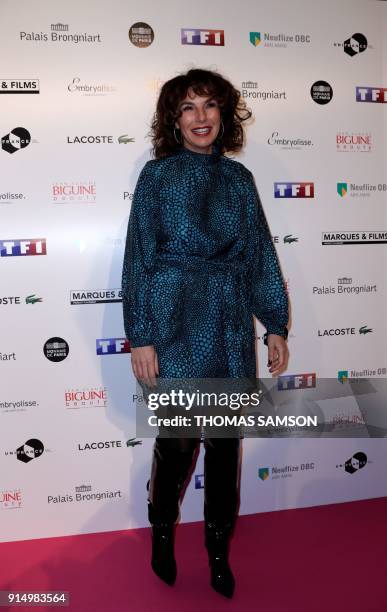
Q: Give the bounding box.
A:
[121,143,288,380]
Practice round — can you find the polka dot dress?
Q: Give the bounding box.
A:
[121,143,289,379]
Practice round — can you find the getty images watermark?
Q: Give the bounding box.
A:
[132,376,387,438]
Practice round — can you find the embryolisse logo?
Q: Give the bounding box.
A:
[268,131,313,149]
[68,77,117,95]
[181,28,224,45]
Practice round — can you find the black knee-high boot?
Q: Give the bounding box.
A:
[147,436,199,585]
[203,436,241,598]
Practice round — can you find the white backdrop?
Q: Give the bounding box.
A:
[0,0,386,542]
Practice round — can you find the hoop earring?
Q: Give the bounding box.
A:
[217,119,225,140]
[174,127,182,144]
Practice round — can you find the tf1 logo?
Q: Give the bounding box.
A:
[277,373,316,390]
[181,28,224,45]
[356,87,387,103]
[0,238,47,257]
[96,338,131,355]
[274,183,314,198]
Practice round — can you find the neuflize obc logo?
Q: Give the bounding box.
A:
[0,238,47,257]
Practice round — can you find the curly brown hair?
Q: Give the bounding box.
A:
[149,68,252,159]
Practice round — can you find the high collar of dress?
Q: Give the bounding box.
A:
[177,142,221,164]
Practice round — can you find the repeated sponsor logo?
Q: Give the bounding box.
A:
[1,489,22,509]
[356,87,387,103]
[52,181,96,203]
[277,373,316,390]
[78,440,123,451]
[0,192,27,204]
[0,80,39,93]
[321,231,387,245]
[259,462,315,481]
[195,474,205,489]
[311,81,333,104]
[20,23,102,44]
[1,127,31,153]
[43,337,69,362]
[70,289,122,305]
[0,351,16,362]
[317,325,372,338]
[65,387,107,409]
[0,399,39,413]
[0,294,42,305]
[337,182,387,197]
[274,182,314,198]
[334,33,368,56]
[4,439,48,462]
[336,131,371,153]
[312,277,377,296]
[66,135,134,144]
[267,131,313,150]
[272,234,299,245]
[336,452,368,474]
[96,338,130,355]
[129,22,154,47]
[181,28,224,45]
[249,30,311,48]
[0,239,46,257]
[67,77,117,96]
[48,484,123,504]
[241,80,286,101]
[338,367,386,383]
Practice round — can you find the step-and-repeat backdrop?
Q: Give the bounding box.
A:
[1,0,386,542]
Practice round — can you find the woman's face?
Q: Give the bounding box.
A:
[174,87,221,154]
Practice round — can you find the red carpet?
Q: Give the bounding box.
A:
[1,498,386,611]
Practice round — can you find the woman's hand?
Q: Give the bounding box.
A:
[266,334,289,377]
[130,345,159,388]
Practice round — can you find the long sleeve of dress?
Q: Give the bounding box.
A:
[244,168,289,337]
[121,161,159,348]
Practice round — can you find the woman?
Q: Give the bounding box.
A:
[121,68,289,599]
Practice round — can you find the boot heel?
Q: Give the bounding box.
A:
[151,524,177,586]
[205,523,235,598]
